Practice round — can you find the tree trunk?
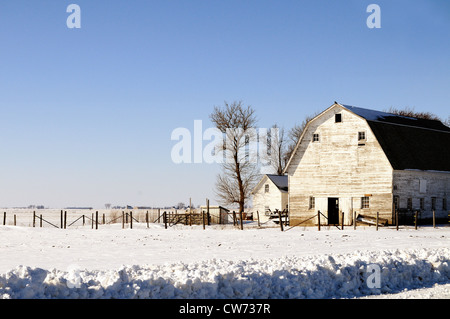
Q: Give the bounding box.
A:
[235,159,245,214]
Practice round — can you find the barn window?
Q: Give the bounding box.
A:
[431,197,436,211]
[313,134,320,142]
[335,113,342,123]
[358,131,366,141]
[407,198,412,210]
[361,197,370,209]
[265,184,269,193]
[309,196,315,210]
[393,196,399,211]
[419,180,427,194]
[420,198,425,210]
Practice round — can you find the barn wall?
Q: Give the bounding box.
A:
[287,105,394,226]
[393,170,450,220]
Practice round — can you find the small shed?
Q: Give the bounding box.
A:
[251,174,289,222]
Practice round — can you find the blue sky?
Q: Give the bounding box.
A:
[0,0,449,208]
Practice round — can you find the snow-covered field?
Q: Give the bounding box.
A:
[0,222,449,299]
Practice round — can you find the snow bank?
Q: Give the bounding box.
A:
[1,247,449,299]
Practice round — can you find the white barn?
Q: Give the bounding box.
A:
[251,174,288,222]
[284,102,450,226]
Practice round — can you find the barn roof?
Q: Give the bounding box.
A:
[266,174,288,192]
[252,174,288,194]
[342,104,450,132]
[342,104,450,172]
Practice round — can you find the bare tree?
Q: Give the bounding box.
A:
[176,202,185,210]
[262,112,320,176]
[385,106,441,121]
[264,124,289,175]
[444,116,450,128]
[210,101,260,213]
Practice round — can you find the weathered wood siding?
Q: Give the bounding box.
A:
[252,176,288,222]
[393,170,449,220]
[287,105,394,225]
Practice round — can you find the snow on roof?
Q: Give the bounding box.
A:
[341,104,450,132]
[341,104,416,122]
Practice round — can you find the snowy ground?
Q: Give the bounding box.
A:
[0,222,449,299]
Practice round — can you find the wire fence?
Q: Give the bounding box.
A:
[1,208,449,232]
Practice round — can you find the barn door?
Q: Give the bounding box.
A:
[328,198,339,225]
[339,197,352,225]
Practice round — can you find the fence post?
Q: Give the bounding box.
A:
[278,210,284,231]
[433,210,436,228]
[376,212,379,231]
[103,213,105,225]
[317,211,321,231]
[353,211,356,230]
[257,211,260,228]
[239,211,244,230]
[61,210,63,229]
[415,210,418,230]
[83,214,85,226]
[64,211,67,229]
[91,213,94,229]
[14,214,16,226]
[96,211,99,230]
[202,210,206,230]
[341,212,344,230]
[206,198,210,226]
[33,211,36,227]
[130,211,133,229]
[3,212,6,226]
[122,212,125,229]
[146,211,149,228]
[164,211,168,229]
[396,209,399,231]
[40,214,43,227]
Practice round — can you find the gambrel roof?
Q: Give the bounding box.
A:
[342,104,450,172]
[343,104,450,132]
[284,102,450,173]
